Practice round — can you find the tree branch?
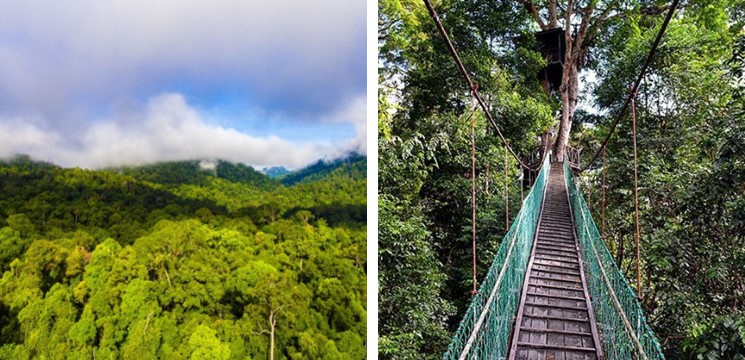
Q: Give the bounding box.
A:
[585,0,619,47]
[564,0,574,58]
[573,2,595,60]
[549,0,558,28]
[162,265,172,287]
[142,311,154,337]
[517,0,547,30]
[641,4,674,16]
[254,323,271,336]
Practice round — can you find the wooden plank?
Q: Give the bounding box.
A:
[535,248,579,257]
[537,243,577,250]
[537,233,576,240]
[536,236,577,244]
[524,309,587,324]
[539,230,575,238]
[525,297,587,310]
[531,264,582,275]
[530,274,583,284]
[526,292,587,302]
[521,314,588,324]
[528,281,584,292]
[532,268,581,278]
[539,222,575,230]
[517,342,596,352]
[534,254,580,264]
[538,242,577,249]
[523,302,587,312]
[520,327,592,336]
[535,254,578,263]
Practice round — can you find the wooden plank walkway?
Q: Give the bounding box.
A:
[508,163,604,360]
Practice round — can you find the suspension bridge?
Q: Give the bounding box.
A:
[442,156,663,360]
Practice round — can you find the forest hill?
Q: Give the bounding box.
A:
[0,154,367,360]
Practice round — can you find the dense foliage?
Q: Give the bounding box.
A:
[110,160,279,190]
[0,154,366,360]
[378,0,554,358]
[577,8,745,359]
[278,154,366,186]
[379,0,745,358]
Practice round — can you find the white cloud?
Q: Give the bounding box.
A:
[322,95,368,155]
[199,160,218,172]
[0,118,59,158]
[1,93,347,169]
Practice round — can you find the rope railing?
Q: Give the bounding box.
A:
[443,154,550,360]
[422,0,547,171]
[564,162,665,360]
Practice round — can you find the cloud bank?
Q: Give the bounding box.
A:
[0,94,362,169]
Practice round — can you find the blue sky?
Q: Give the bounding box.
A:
[0,0,366,169]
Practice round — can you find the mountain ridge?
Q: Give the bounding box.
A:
[279,152,366,185]
[2,153,367,188]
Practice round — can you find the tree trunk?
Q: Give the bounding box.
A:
[269,310,277,360]
[270,323,275,360]
[520,0,595,162]
[555,0,577,162]
[555,66,579,161]
[548,0,558,28]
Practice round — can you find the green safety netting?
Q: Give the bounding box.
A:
[564,161,664,360]
[443,155,550,360]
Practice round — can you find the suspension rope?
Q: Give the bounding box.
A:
[601,147,606,238]
[504,146,509,232]
[631,90,642,298]
[422,0,544,171]
[581,0,679,172]
[469,88,479,295]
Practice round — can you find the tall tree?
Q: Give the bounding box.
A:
[516,0,655,160]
